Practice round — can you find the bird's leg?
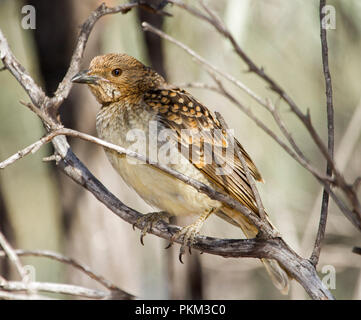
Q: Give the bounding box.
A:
[133,211,171,245]
[170,208,215,263]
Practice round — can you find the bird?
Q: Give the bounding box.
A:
[71,53,290,294]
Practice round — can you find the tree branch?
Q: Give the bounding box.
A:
[0,281,110,299]
[0,290,53,300]
[310,0,335,267]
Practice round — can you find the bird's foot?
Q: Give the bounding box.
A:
[171,223,202,263]
[167,208,215,263]
[133,211,171,245]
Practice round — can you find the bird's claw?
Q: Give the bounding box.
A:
[133,211,170,245]
[168,224,200,263]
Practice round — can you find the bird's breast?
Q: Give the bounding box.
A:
[95,102,221,216]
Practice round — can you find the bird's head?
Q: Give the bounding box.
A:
[71,53,165,105]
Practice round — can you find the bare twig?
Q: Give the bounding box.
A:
[0,249,133,299]
[310,0,335,267]
[0,130,60,169]
[300,99,361,257]
[0,232,27,281]
[0,281,108,299]
[0,290,53,300]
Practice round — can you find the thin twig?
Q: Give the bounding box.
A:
[0,130,60,169]
[310,0,335,267]
[0,290,53,300]
[300,99,361,256]
[0,232,27,281]
[0,281,108,299]
[0,249,133,299]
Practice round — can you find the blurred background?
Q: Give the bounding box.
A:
[0,0,360,299]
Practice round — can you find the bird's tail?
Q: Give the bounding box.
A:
[218,207,290,295]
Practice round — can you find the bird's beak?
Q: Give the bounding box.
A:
[71,69,100,84]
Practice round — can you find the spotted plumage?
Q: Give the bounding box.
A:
[143,87,263,214]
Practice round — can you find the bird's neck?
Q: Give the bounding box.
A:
[95,99,155,149]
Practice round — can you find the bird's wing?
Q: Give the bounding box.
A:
[143,88,263,214]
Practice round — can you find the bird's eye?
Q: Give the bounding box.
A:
[112,68,122,77]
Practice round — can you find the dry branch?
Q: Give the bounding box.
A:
[310,0,335,267]
[0,232,27,282]
[0,281,108,299]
